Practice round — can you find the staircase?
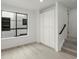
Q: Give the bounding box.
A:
[62,37,77,56]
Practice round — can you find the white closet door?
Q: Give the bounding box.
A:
[40,10,51,46]
[49,8,55,48]
[40,13,44,43]
[40,8,55,48]
[43,11,50,46]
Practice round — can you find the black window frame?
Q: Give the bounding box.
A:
[1,10,28,37]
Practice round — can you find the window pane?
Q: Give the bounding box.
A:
[17,14,28,36]
[1,11,16,38]
[17,29,27,36]
[17,14,28,28]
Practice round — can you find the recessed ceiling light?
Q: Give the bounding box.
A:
[40,0,43,2]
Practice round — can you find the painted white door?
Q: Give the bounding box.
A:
[40,8,55,48]
[49,8,55,48]
[43,10,51,46]
[40,13,44,44]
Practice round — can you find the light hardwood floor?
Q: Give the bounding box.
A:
[1,43,76,59]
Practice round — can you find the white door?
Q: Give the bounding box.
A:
[40,13,44,43]
[49,8,55,48]
[40,8,55,48]
[43,10,51,46]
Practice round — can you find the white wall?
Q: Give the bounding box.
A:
[35,10,40,43]
[69,9,77,38]
[56,2,68,51]
[1,4,37,49]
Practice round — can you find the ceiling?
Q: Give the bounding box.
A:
[1,0,77,10]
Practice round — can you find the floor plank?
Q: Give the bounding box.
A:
[1,43,76,59]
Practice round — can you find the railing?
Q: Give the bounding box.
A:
[59,24,66,35]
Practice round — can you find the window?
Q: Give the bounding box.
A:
[17,13,28,36]
[23,19,27,25]
[1,11,28,38]
[2,17,10,31]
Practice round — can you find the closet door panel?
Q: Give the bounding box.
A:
[40,8,55,48]
[43,10,51,46]
[49,9,55,48]
[40,13,44,43]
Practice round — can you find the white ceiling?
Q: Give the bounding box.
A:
[1,0,77,10]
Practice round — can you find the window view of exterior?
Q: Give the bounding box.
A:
[1,11,28,38]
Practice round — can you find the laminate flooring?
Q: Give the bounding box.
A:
[1,43,76,59]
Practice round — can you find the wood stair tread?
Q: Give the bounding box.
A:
[64,40,77,50]
[62,46,77,56]
[62,37,77,57]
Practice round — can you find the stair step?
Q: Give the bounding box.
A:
[66,37,77,43]
[62,46,77,56]
[65,39,77,45]
[64,43,77,50]
[62,37,77,57]
[64,40,77,50]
